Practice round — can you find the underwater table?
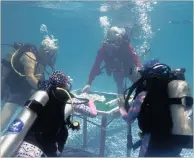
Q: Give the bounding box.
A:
[72,89,133,157]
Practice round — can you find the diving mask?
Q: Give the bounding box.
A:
[104,26,128,50]
[103,39,122,50]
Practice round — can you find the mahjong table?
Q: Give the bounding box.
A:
[72,89,133,157]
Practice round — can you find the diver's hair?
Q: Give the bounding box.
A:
[124,63,172,111]
[41,36,58,52]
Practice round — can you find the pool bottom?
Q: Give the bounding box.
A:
[66,116,193,157]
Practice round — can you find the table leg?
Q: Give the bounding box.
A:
[83,115,88,147]
[99,116,107,157]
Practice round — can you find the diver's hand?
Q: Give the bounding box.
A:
[82,84,91,93]
[118,96,129,117]
[118,96,125,107]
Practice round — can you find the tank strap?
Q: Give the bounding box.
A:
[168,96,193,108]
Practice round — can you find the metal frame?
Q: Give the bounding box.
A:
[72,89,121,156]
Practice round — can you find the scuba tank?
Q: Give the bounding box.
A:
[168,80,193,136]
[64,103,74,120]
[123,61,193,153]
[168,80,193,149]
[0,90,49,157]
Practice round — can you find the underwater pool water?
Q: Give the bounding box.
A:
[1,1,193,157]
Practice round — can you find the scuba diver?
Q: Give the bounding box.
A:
[119,59,193,157]
[1,38,58,131]
[82,26,142,94]
[11,70,96,157]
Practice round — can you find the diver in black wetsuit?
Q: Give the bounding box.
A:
[15,70,81,157]
[120,59,193,157]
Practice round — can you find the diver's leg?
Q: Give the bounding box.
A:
[15,141,44,157]
[144,143,182,157]
[1,90,33,131]
[143,135,182,157]
[113,72,125,95]
[1,102,21,131]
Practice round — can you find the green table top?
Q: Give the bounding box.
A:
[72,90,119,112]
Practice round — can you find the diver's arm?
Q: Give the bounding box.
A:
[20,52,39,89]
[119,92,146,123]
[73,98,97,117]
[120,101,139,122]
[138,133,151,157]
[118,97,128,118]
[87,47,104,85]
[64,98,97,120]
[66,92,97,117]
[127,92,146,123]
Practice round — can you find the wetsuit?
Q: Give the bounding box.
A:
[16,88,73,157]
[1,44,45,105]
[120,91,193,157]
[16,86,98,157]
[87,43,142,94]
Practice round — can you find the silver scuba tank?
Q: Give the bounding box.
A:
[64,103,74,120]
[168,80,193,136]
[0,90,49,157]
